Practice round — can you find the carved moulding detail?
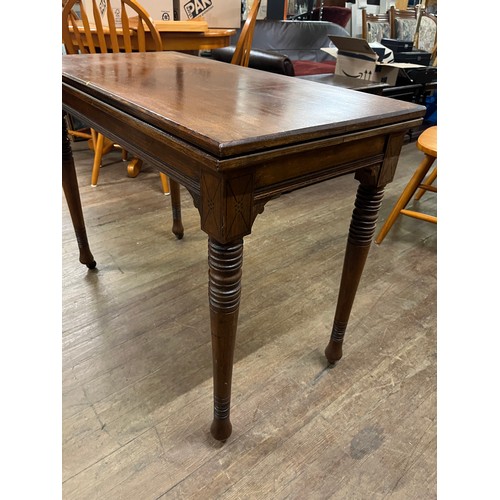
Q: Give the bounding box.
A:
[200,171,255,243]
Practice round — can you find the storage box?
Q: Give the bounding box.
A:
[138,0,175,21]
[82,0,239,30]
[380,38,413,53]
[397,66,437,85]
[323,36,425,86]
[83,0,175,25]
[328,35,377,77]
[173,0,241,28]
[394,50,431,66]
[408,66,437,84]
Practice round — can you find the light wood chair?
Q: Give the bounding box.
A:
[375,126,437,244]
[63,0,184,238]
[63,1,169,191]
[231,0,262,67]
[361,9,391,43]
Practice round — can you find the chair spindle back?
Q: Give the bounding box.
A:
[62,0,162,55]
[231,0,262,67]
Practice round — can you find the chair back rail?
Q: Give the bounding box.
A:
[231,0,262,67]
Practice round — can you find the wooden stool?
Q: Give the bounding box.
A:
[375,126,437,244]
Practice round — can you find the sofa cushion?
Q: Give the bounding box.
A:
[292,60,336,76]
[394,16,436,53]
[366,21,391,43]
[210,46,296,76]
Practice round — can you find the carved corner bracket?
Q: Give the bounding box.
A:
[200,171,257,244]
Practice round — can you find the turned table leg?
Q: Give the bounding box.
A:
[169,179,184,240]
[325,183,384,363]
[62,112,96,269]
[208,237,243,441]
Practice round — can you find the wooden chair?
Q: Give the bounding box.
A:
[63,1,168,191]
[375,126,437,244]
[63,0,184,238]
[231,0,262,67]
[361,9,391,43]
[389,6,416,38]
[390,6,437,55]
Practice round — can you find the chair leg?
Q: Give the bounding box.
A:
[91,132,105,187]
[127,158,143,178]
[375,154,436,244]
[159,173,170,195]
[415,166,437,200]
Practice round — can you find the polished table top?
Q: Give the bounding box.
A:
[63,52,422,160]
[62,51,425,441]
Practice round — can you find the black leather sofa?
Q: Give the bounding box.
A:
[210,20,350,77]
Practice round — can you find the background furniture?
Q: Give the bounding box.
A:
[390,6,437,54]
[63,0,234,195]
[361,6,437,58]
[359,5,437,114]
[310,6,352,26]
[361,9,391,42]
[375,125,437,244]
[292,4,352,28]
[63,0,160,187]
[230,0,261,66]
[211,20,349,76]
[63,0,184,236]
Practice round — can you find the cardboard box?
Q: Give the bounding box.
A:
[394,50,431,66]
[380,38,413,53]
[83,0,175,25]
[82,0,239,30]
[142,0,175,21]
[173,0,241,28]
[323,36,425,86]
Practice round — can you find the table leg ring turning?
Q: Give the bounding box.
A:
[325,184,385,364]
[208,238,243,440]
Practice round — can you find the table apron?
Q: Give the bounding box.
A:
[63,84,420,242]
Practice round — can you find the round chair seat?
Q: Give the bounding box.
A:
[417,125,437,158]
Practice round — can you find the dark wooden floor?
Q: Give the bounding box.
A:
[62,136,437,499]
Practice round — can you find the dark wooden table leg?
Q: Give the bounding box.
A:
[62,112,96,269]
[325,183,384,363]
[208,237,243,441]
[169,179,184,240]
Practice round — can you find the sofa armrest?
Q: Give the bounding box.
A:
[211,46,295,76]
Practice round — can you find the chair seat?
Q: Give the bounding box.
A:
[417,125,437,157]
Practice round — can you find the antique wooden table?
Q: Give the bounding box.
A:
[62,51,425,441]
